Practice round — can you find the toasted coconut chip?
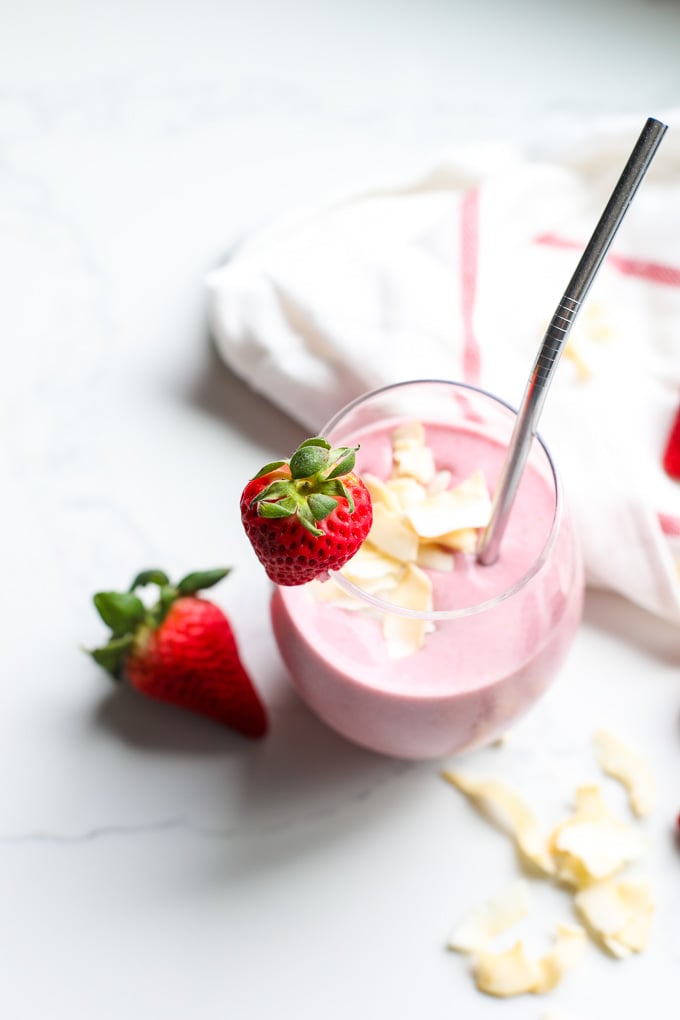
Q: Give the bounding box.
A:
[393,444,436,484]
[341,543,403,582]
[404,470,491,538]
[367,503,419,563]
[362,472,402,513]
[549,853,591,891]
[427,469,452,495]
[474,924,586,999]
[427,526,479,553]
[311,422,494,659]
[575,879,654,958]
[385,476,428,508]
[315,575,400,604]
[383,617,428,661]
[447,880,530,953]
[533,924,587,993]
[474,941,542,998]
[382,563,432,659]
[391,420,426,447]
[549,786,646,887]
[350,574,401,596]
[442,771,554,875]
[593,729,656,817]
[310,576,351,600]
[416,543,455,572]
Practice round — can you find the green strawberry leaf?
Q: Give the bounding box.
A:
[128,569,169,591]
[318,478,355,512]
[177,568,230,595]
[93,592,146,637]
[152,584,179,625]
[308,493,339,521]
[90,634,134,679]
[297,502,324,536]
[326,446,357,479]
[289,445,329,480]
[297,437,331,450]
[251,479,294,505]
[317,479,345,498]
[252,460,286,480]
[258,498,297,519]
[336,479,355,513]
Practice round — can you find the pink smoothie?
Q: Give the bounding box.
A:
[271,417,584,759]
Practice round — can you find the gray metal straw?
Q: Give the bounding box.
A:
[477,116,667,565]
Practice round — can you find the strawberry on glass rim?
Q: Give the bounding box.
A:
[88,568,268,738]
[240,437,373,586]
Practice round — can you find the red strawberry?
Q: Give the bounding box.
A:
[240,437,373,586]
[663,402,680,481]
[88,568,268,737]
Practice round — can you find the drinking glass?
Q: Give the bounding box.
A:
[271,379,584,759]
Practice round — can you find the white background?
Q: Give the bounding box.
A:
[1,1,679,1017]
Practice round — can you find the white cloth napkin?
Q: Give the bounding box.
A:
[208,114,680,623]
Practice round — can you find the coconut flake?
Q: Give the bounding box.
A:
[427,469,452,495]
[416,543,455,572]
[426,526,479,553]
[474,941,541,997]
[391,420,426,447]
[362,472,402,513]
[447,880,530,953]
[593,729,656,817]
[575,878,654,958]
[404,470,491,538]
[549,786,646,887]
[382,563,432,659]
[392,444,436,484]
[473,924,586,998]
[442,771,554,875]
[367,503,419,564]
[341,543,403,582]
[385,476,428,508]
[533,924,587,993]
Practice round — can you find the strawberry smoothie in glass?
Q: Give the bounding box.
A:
[270,379,584,760]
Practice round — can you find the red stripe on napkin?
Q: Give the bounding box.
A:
[658,512,680,537]
[663,403,680,481]
[535,233,680,287]
[461,188,481,384]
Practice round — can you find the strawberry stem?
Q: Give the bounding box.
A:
[88,568,231,679]
[128,569,170,591]
[177,568,230,594]
[90,634,135,680]
[93,592,146,635]
[250,437,360,535]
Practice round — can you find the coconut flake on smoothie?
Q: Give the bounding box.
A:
[308,418,494,658]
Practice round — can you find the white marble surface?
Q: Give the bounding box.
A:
[2,1,680,1016]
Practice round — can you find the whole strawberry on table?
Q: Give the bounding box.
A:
[240,436,373,585]
[88,568,268,738]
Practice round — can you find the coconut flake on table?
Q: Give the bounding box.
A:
[473,924,586,998]
[574,878,655,958]
[548,785,647,888]
[593,728,657,818]
[447,879,531,953]
[441,770,555,876]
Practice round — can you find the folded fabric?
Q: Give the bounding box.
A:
[207,113,680,623]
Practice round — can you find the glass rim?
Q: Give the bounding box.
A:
[320,378,563,621]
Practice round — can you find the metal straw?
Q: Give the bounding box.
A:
[477,116,667,565]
